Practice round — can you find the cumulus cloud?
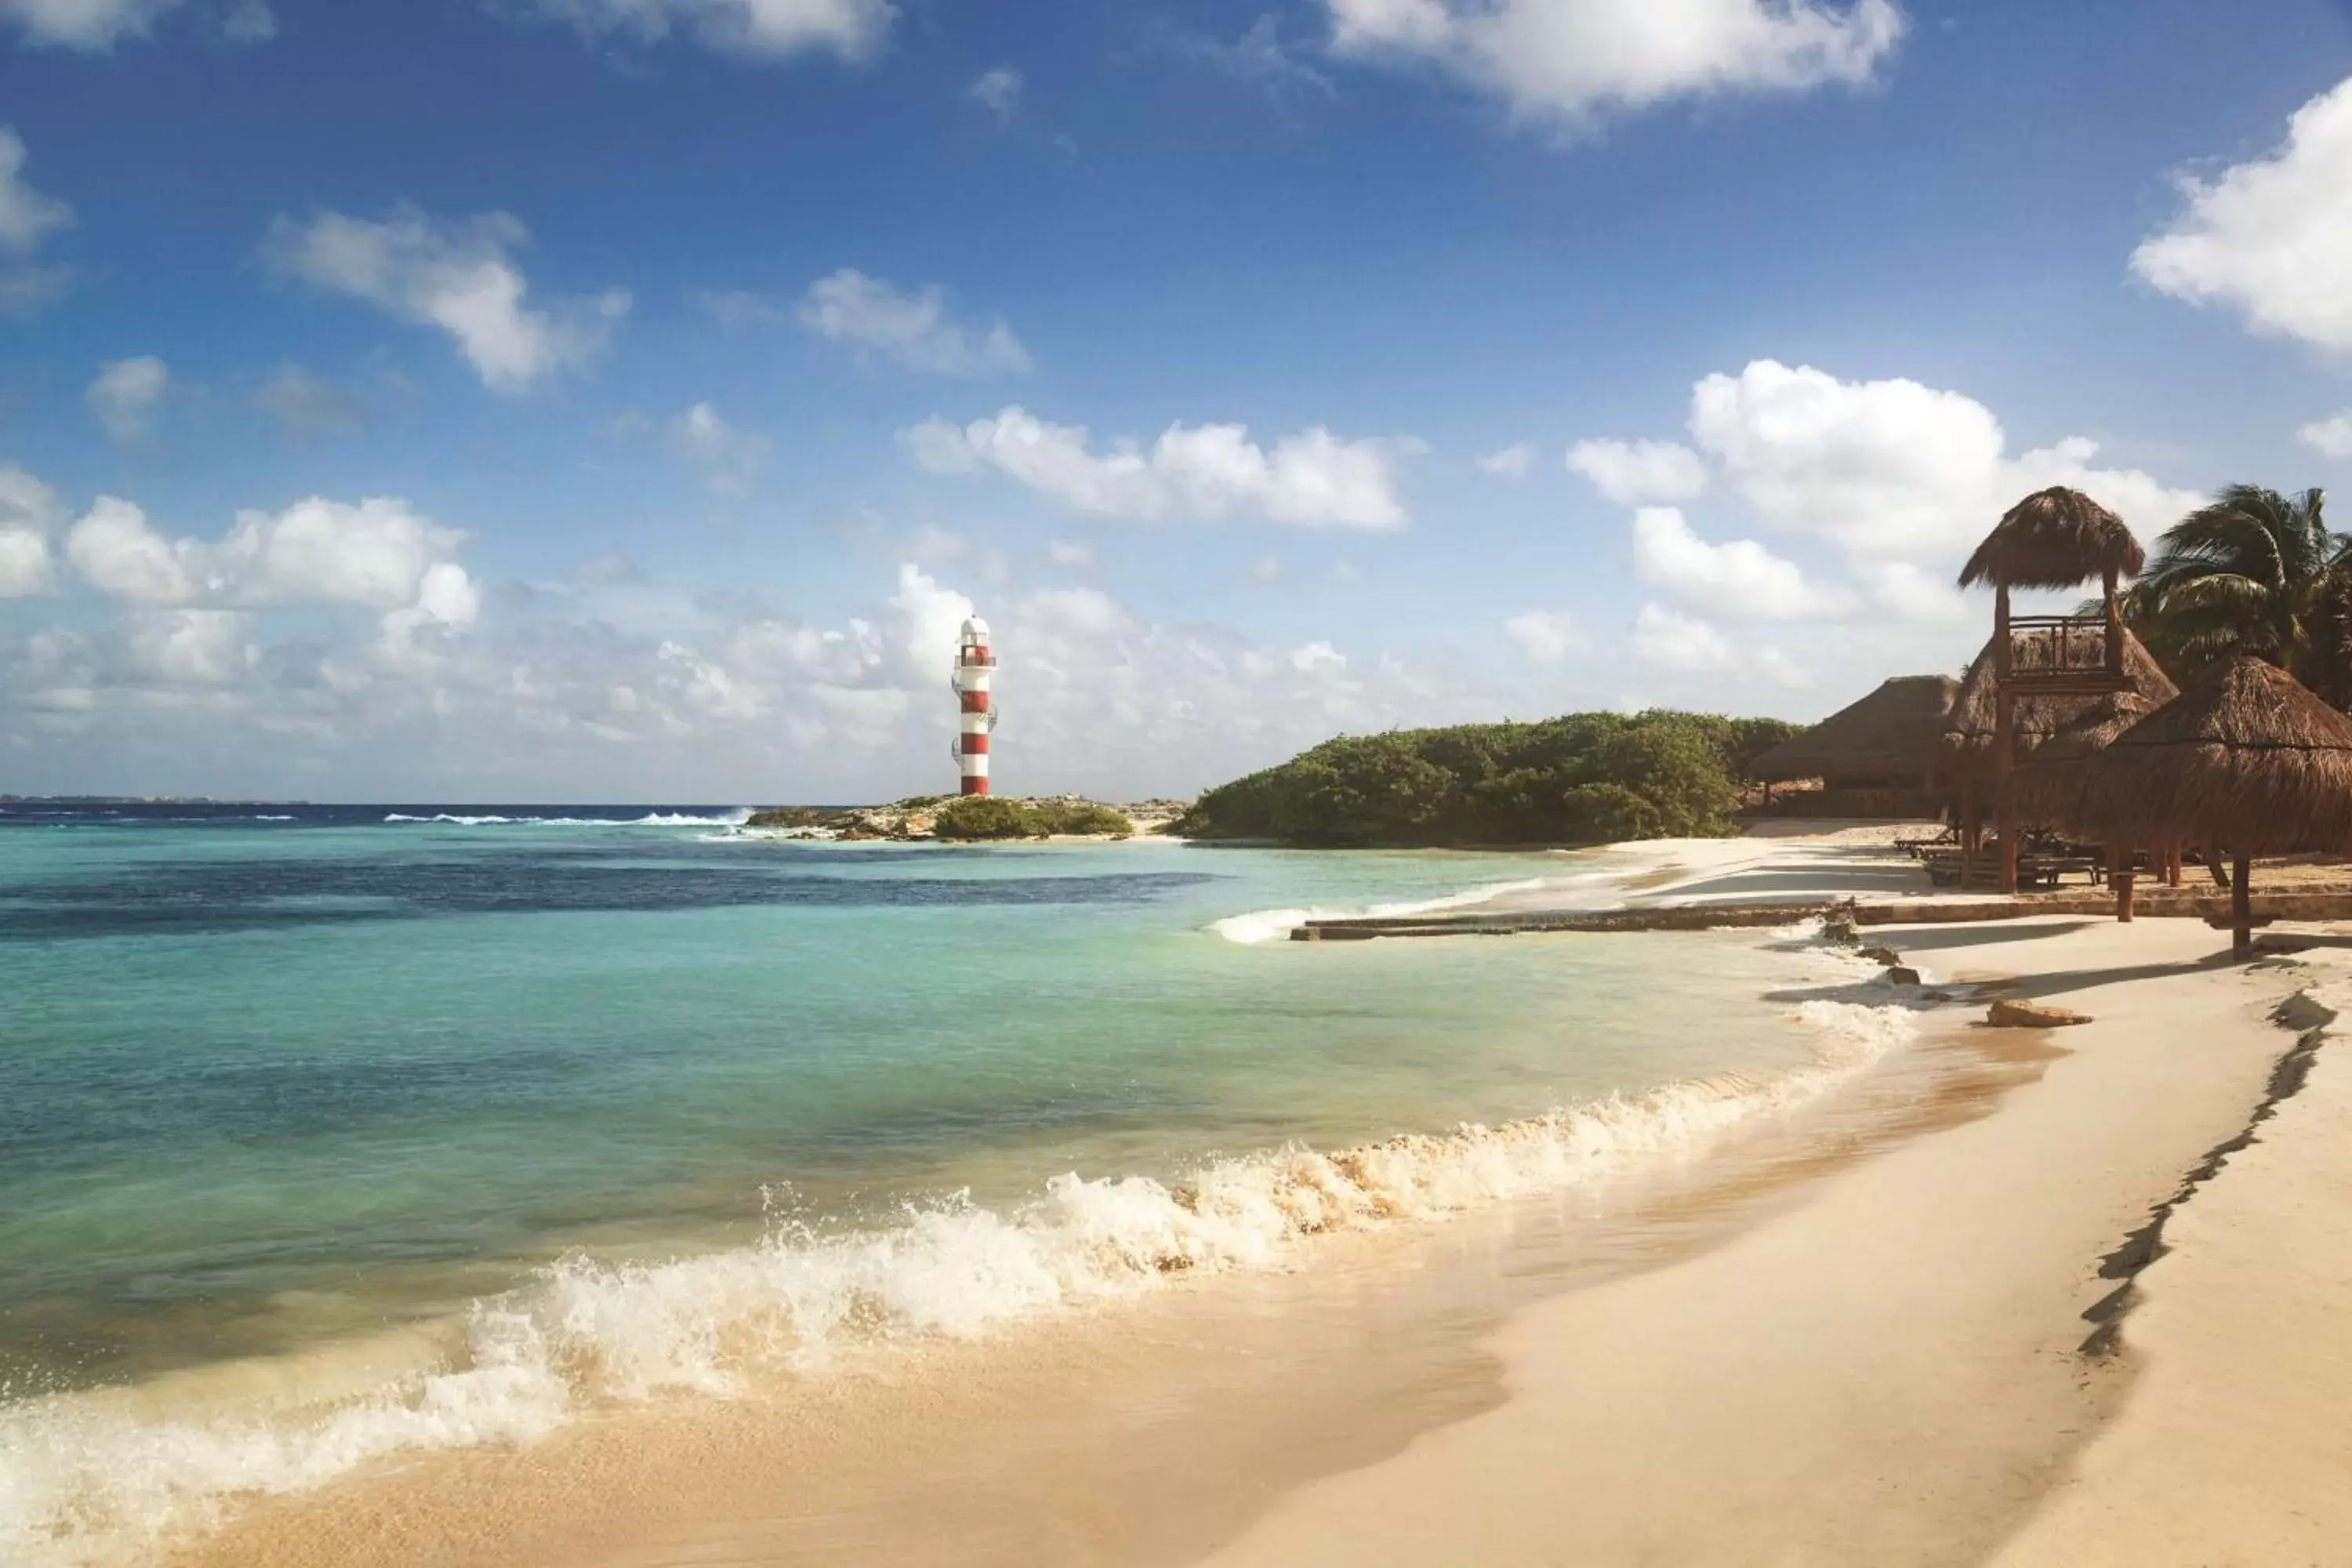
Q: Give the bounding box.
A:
[797,269,1030,376]
[1478,441,1534,477]
[2297,412,2352,459]
[519,0,895,61]
[667,401,770,493]
[87,357,169,445]
[1502,608,1581,662]
[906,405,1417,528]
[1325,0,1904,128]
[1629,505,1841,618]
[64,493,477,652]
[1567,437,1708,503]
[2131,77,2352,352]
[255,365,369,438]
[0,128,73,252]
[968,65,1021,122]
[1,0,180,49]
[0,461,62,597]
[1632,601,1806,685]
[262,207,630,393]
[1685,360,2200,564]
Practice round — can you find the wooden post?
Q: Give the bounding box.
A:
[2110,844,2133,921]
[2232,853,2253,956]
[1960,775,1977,884]
[2103,565,2123,679]
[1994,585,2018,895]
[2167,844,2183,887]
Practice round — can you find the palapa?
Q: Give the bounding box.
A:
[1957,487,2148,590]
[2006,690,2163,833]
[1752,674,1958,786]
[2078,656,2352,954]
[1941,625,2177,779]
[2081,656,2352,854]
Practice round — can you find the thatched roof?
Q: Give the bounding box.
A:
[1942,625,2179,777]
[1957,487,2147,590]
[2078,657,2352,854]
[1753,675,1958,783]
[2008,691,2162,832]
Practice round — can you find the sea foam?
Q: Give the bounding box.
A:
[0,945,1918,1567]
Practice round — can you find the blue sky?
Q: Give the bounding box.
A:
[2,0,2350,800]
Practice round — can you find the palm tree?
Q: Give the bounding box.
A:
[2118,486,2352,706]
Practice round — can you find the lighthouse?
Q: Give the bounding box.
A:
[950,616,996,796]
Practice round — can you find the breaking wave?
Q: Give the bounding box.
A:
[0,972,1915,1567]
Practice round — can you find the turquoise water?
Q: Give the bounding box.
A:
[0,808,1861,1563]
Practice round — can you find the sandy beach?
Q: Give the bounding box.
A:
[136,825,2352,1568]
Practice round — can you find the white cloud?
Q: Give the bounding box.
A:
[64,495,476,640]
[2298,412,2352,459]
[1326,0,1904,128]
[0,461,60,597]
[0,527,51,596]
[1629,505,1839,618]
[0,128,73,252]
[1502,608,1581,662]
[517,0,894,60]
[263,207,630,393]
[1478,441,1534,477]
[255,365,368,437]
[1046,539,1094,569]
[1632,601,1806,685]
[906,405,1417,529]
[87,357,169,445]
[121,609,256,685]
[797,269,1030,376]
[2131,77,2352,353]
[1566,437,1707,503]
[1686,360,2200,564]
[1,0,180,49]
[667,402,770,493]
[688,288,788,327]
[968,65,1022,123]
[65,498,198,603]
[1853,560,1967,622]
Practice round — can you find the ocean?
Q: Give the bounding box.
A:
[0,805,1904,1565]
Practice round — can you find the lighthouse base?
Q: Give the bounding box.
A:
[960,778,989,797]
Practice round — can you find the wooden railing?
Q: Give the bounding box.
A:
[2003,614,2123,688]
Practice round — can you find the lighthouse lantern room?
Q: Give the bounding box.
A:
[951,617,996,796]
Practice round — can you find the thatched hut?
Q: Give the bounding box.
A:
[2080,656,2352,953]
[1958,487,2147,591]
[1953,486,2152,892]
[1751,674,1958,815]
[2007,690,2165,834]
[1942,626,2178,781]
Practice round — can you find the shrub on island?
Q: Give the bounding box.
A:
[1173,710,1799,847]
[931,797,1134,840]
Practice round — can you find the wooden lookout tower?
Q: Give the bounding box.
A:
[1954,487,2148,894]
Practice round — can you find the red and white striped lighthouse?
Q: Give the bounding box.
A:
[951,615,996,796]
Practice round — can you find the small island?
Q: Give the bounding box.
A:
[743,796,1189,842]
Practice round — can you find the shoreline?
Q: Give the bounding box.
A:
[16,827,2352,1565]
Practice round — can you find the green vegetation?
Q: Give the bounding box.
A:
[1172,712,1800,847]
[931,796,1134,840]
[2118,485,2352,706]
